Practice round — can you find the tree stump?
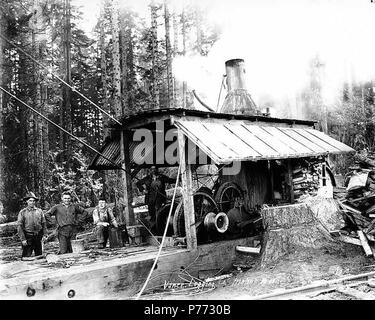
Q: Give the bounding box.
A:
[260,203,335,268]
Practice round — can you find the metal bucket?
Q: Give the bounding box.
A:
[71,239,86,253]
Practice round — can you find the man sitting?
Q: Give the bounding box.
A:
[92,197,118,249]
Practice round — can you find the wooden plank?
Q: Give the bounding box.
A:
[262,126,315,154]
[358,230,373,257]
[305,129,354,153]
[204,122,260,158]
[282,128,327,153]
[178,130,197,250]
[236,246,261,254]
[339,202,363,215]
[335,286,375,300]
[246,125,297,155]
[337,235,362,246]
[226,123,280,157]
[0,236,258,299]
[294,128,340,153]
[181,120,235,159]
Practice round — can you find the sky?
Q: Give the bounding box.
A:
[73,0,375,116]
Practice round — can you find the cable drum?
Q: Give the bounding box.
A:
[204,212,229,233]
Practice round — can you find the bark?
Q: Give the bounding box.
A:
[119,14,129,115]
[0,13,5,207]
[181,7,187,109]
[260,203,336,268]
[172,9,179,106]
[99,2,110,137]
[111,0,122,118]
[61,0,72,161]
[150,1,160,109]
[195,8,202,55]
[164,0,174,108]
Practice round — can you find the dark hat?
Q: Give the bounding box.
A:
[23,192,39,201]
[98,194,106,201]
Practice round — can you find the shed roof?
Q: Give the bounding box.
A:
[88,113,354,170]
[173,118,354,164]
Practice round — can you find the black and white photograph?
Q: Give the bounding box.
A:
[1,0,375,305]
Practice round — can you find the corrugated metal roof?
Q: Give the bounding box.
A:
[88,117,355,170]
[174,119,355,164]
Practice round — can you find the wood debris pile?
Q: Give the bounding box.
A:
[333,152,375,257]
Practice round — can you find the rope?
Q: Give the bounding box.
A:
[0,32,121,125]
[135,162,182,299]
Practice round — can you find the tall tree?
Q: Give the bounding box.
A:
[164,0,173,108]
[111,0,121,118]
[180,6,187,108]
[150,0,160,109]
[99,1,109,136]
[61,0,73,162]
[0,5,5,209]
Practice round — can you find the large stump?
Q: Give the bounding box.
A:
[303,197,345,232]
[260,203,335,268]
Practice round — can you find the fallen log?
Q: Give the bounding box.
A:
[0,221,18,237]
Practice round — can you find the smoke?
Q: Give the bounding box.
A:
[172,0,375,116]
[75,0,375,116]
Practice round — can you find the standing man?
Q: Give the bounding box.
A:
[45,192,86,254]
[92,197,118,249]
[136,167,175,230]
[17,192,48,258]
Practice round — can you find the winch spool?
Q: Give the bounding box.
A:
[204,212,229,233]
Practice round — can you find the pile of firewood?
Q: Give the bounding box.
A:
[332,151,375,257]
[292,161,321,201]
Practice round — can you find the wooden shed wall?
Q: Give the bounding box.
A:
[221,160,271,212]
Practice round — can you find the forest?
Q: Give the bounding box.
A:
[0,0,373,221]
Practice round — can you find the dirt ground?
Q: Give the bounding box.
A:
[137,242,375,300]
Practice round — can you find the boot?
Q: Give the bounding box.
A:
[98,243,105,249]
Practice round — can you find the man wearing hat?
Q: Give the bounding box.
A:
[17,192,48,258]
[92,196,118,249]
[136,167,175,231]
[45,192,87,254]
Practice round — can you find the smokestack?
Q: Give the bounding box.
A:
[220,59,259,115]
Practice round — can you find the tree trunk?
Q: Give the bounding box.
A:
[195,8,202,55]
[172,9,179,107]
[61,0,72,163]
[119,13,129,115]
[181,7,187,109]
[260,203,335,268]
[150,1,160,109]
[111,0,122,118]
[99,2,110,138]
[164,0,174,109]
[0,13,5,208]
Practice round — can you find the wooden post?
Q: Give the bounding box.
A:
[322,162,327,187]
[269,160,274,202]
[287,159,294,204]
[120,130,135,226]
[177,130,197,250]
